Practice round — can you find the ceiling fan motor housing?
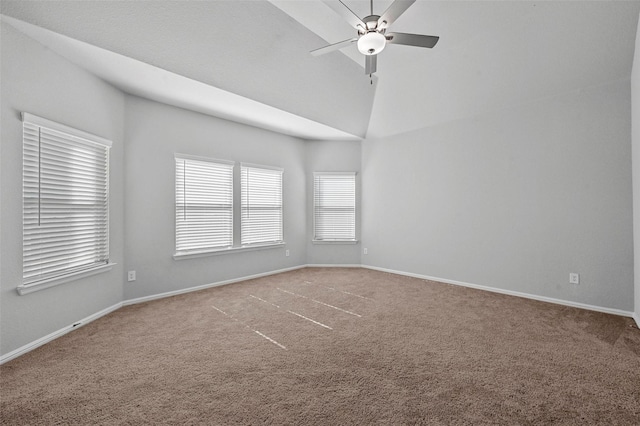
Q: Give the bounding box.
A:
[357,15,386,55]
[311,0,439,75]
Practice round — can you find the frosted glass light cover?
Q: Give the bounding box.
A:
[357,32,386,55]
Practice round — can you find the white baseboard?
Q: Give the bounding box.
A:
[362,264,634,318]
[1,266,309,364]
[123,265,307,306]
[306,264,361,268]
[0,302,122,365]
[5,263,635,364]
[1,266,308,363]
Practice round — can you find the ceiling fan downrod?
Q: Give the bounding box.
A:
[310,0,440,77]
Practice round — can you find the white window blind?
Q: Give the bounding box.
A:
[22,113,111,288]
[175,155,234,253]
[241,164,283,246]
[314,173,356,241]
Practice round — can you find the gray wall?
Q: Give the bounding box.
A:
[305,140,362,265]
[362,79,634,312]
[2,16,637,359]
[123,96,307,301]
[0,24,125,355]
[632,14,640,324]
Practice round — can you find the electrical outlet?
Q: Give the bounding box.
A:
[364,248,368,255]
[569,273,579,285]
[127,270,136,282]
[285,249,290,257]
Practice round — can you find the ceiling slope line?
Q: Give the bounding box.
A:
[1,14,362,141]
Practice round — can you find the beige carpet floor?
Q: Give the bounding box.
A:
[2,267,639,425]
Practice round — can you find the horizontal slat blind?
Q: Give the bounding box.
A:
[314,173,356,241]
[241,165,283,245]
[175,156,233,252]
[23,118,110,285]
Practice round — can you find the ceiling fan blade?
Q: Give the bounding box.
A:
[385,32,439,48]
[322,0,366,31]
[378,0,416,29]
[311,38,358,56]
[365,55,377,75]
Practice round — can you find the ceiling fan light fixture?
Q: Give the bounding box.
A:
[357,31,386,55]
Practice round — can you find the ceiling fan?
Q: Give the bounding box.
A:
[311,0,439,77]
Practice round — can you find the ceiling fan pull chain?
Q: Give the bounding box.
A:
[311,0,438,78]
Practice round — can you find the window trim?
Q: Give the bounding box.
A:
[17,263,114,296]
[313,171,357,243]
[240,162,284,247]
[173,241,285,260]
[312,240,358,245]
[19,113,114,296]
[173,156,287,260]
[22,113,112,147]
[174,153,235,256]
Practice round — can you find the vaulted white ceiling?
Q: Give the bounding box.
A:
[2,1,639,141]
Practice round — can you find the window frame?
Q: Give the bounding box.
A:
[173,157,286,260]
[174,153,235,257]
[240,162,284,248]
[313,172,357,244]
[18,113,114,296]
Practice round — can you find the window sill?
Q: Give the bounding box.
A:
[17,263,116,296]
[312,240,359,245]
[174,242,286,260]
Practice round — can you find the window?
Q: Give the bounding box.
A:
[313,172,356,242]
[241,164,283,246]
[175,155,234,254]
[21,113,112,295]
